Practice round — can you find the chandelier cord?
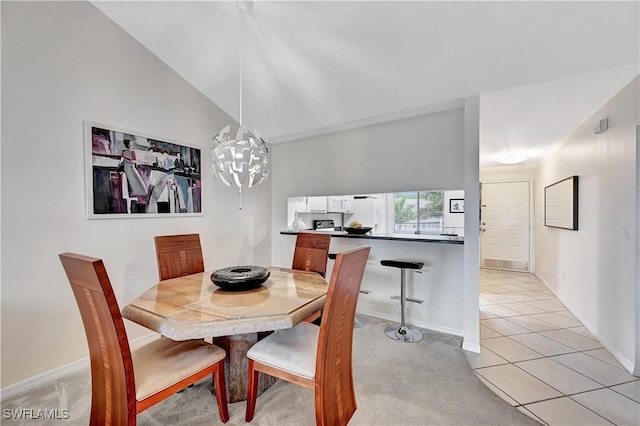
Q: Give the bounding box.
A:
[239,3,244,127]
[211,0,269,209]
[238,3,245,208]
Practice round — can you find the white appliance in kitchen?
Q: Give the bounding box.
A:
[313,219,337,232]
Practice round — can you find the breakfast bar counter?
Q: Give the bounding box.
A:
[280,230,464,244]
[276,229,466,338]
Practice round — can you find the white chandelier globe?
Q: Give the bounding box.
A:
[210,123,271,191]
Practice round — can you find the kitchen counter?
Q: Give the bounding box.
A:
[280,230,464,244]
[276,228,465,337]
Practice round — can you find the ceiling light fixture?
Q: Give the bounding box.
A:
[210,0,270,209]
[497,135,527,165]
[497,152,527,165]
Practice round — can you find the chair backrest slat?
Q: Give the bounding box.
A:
[291,232,331,278]
[154,234,205,281]
[59,253,136,425]
[314,245,370,426]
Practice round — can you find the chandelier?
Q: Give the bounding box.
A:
[210,1,270,209]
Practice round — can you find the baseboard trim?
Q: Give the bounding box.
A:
[357,308,463,337]
[0,333,159,402]
[0,357,89,402]
[533,278,637,375]
[462,341,482,353]
[568,312,636,374]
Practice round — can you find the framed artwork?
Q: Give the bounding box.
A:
[544,176,578,230]
[449,198,464,213]
[85,121,202,218]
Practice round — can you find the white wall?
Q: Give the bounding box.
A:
[480,164,537,182]
[443,190,465,236]
[1,1,271,387]
[271,106,466,250]
[462,96,481,352]
[270,105,479,341]
[534,76,639,373]
[636,125,640,375]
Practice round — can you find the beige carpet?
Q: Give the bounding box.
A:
[1,316,540,425]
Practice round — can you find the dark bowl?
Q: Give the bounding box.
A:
[344,227,372,235]
[211,266,270,291]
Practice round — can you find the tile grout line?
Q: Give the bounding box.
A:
[521,394,616,426]
[607,380,640,404]
[517,405,551,426]
[476,328,639,400]
[580,349,630,372]
[477,271,640,425]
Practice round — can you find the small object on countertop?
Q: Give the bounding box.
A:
[313,219,335,231]
[211,266,270,291]
[291,210,305,232]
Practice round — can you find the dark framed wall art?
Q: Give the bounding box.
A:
[544,175,578,230]
[449,198,464,213]
[85,122,202,218]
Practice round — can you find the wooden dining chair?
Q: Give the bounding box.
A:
[245,245,371,426]
[154,233,205,281]
[291,232,331,278]
[292,232,332,323]
[59,252,229,425]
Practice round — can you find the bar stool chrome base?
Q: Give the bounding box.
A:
[384,324,422,342]
[380,259,425,344]
[354,315,368,328]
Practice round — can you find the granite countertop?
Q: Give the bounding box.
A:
[280,230,464,244]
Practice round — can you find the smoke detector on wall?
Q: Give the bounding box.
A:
[594,118,609,134]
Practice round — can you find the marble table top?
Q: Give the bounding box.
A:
[121,267,328,340]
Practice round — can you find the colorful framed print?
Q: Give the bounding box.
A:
[86,121,203,218]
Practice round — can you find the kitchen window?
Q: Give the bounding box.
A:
[394,191,444,234]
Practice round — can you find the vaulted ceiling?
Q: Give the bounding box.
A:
[94,1,639,168]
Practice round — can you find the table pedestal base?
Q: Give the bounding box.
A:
[213,332,277,403]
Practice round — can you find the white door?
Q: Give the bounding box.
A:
[481,181,530,272]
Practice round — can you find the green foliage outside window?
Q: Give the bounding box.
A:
[395,193,417,224]
[394,191,444,233]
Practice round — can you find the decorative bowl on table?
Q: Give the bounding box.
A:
[210,266,270,291]
[344,227,372,235]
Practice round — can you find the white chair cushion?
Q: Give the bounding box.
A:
[132,337,226,401]
[247,322,319,379]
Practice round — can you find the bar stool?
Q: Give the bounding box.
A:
[380,259,424,342]
[329,253,368,328]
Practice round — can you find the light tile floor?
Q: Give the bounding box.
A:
[467,268,640,425]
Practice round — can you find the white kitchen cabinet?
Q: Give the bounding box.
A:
[306,196,328,213]
[343,196,354,213]
[327,195,354,213]
[287,197,308,226]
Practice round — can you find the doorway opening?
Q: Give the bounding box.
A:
[480,181,532,272]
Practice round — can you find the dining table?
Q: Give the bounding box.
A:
[121,266,329,402]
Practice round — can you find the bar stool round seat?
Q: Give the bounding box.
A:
[380,259,424,343]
